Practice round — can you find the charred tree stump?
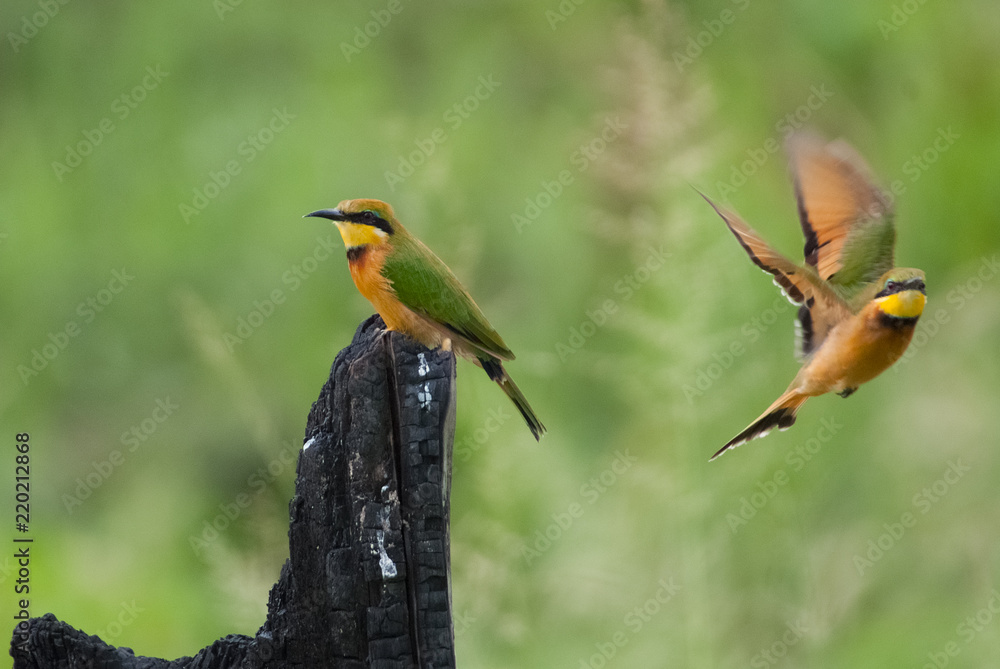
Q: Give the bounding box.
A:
[11,315,458,668]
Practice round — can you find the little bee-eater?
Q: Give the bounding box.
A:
[704,134,926,460]
[306,199,545,440]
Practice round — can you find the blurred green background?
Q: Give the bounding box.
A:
[2,0,999,666]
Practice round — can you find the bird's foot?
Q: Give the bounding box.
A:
[837,387,857,398]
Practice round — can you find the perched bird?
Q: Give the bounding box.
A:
[703,134,926,460]
[306,198,545,440]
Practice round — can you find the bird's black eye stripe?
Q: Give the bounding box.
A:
[348,210,394,235]
[875,281,897,298]
[875,277,925,298]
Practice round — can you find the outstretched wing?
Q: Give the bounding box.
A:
[702,193,851,360]
[382,232,515,360]
[788,133,896,300]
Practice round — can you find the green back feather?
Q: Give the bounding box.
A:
[382,229,514,360]
[829,214,896,307]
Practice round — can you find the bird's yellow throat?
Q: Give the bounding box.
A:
[876,290,926,319]
[335,221,388,250]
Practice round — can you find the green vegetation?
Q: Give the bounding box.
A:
[2,0,998,666]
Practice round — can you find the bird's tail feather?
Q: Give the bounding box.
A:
[711,388,809,461]
[478,357,545,441]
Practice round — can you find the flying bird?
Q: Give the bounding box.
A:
[306,198,545,440]
[703,134,925,460]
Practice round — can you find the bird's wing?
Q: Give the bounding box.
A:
[702,194,851,361]
[382,234,515,360]
[788,133,896,301]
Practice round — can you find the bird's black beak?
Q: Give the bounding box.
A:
[304,208,346,221]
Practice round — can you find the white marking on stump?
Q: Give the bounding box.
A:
[302,437,316,451]
[375,505,397,578]
[417,352,430,377]
[418,382,432,409]
[376,530,397,578]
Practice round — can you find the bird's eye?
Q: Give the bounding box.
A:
[884,280,898,292]
[362,211,379,224]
